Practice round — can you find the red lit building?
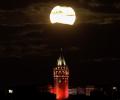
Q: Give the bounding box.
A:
[53,54,69,100]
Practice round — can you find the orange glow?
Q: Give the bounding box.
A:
[50,88,55,94]
[54,78,69,99]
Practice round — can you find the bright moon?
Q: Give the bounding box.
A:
[50,6,76,25]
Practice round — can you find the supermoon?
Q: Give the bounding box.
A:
[50,6,76,25]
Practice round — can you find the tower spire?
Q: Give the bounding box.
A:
[57,48,66,66]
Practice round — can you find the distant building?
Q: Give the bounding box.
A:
[85,86,95,96]
[53,50,69,99]
[69,88,77,95]
[77,87,86,95]
[69,86,95,96]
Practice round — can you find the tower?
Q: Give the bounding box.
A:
[53,50,69,99]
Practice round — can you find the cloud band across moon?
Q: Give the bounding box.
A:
[0,3,119,26]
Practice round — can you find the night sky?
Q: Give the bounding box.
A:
[0,0,120,87]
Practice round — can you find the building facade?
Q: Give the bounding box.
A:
[53,55,69,99]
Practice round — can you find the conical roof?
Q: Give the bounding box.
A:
[57,48,66,66]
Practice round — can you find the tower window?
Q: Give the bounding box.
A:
[58,79,62,83]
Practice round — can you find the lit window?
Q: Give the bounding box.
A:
[8,89,13,94]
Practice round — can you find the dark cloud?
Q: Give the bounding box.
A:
[0,2,119,27]
[0,1,119,85]
[0,2,119,58]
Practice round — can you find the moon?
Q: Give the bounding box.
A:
[50,6,76,25]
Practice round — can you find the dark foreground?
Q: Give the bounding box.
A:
[0,94,116,100]
[0,89,118,100]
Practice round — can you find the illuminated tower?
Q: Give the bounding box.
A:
[53,50,69,99]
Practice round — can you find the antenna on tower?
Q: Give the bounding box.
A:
[60,48,63,57]
[61,48,63,52]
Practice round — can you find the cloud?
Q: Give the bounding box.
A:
[76,8,120,24]
[66,46,80,51]
[0,2,119,26]
[0,2,119,58]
